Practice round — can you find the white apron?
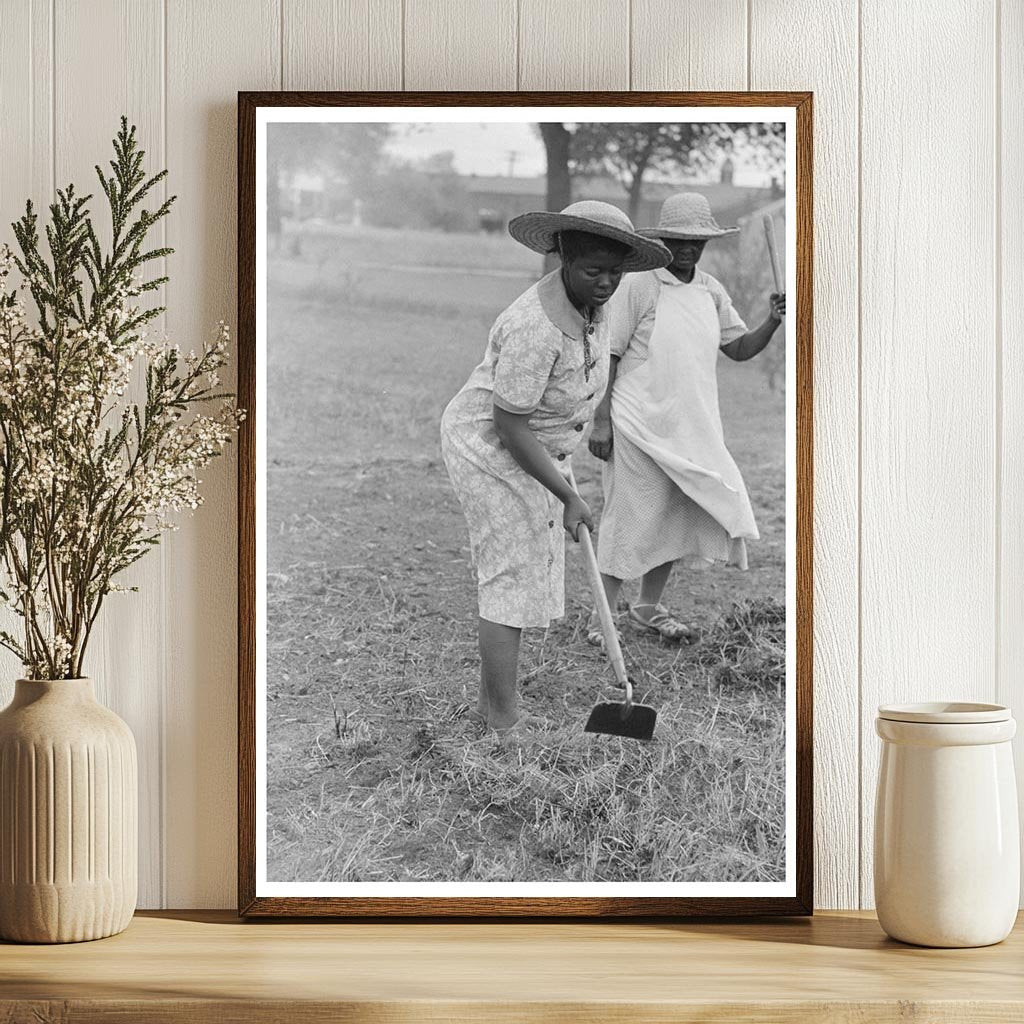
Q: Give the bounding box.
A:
[611,277,759,540]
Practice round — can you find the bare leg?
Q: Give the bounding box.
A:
[637,560,675,610]
[478,617,522,731]
[599,572,624,613]
[632,560,696,642]
[586,573,624,645]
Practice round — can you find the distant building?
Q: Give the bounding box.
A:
[462,173,775,233]
[278,165,781,234]
[280,169,329,219]
[278,168,360,222]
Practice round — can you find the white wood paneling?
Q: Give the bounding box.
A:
[0,0,1020,911]
[750,0,860,910]
[631,0,747,90]
[163,0,280,908]
[0,0,50,224]
[52,0,166,910]
[519,0,629,90]
[0,0,53,697]
[283,0,402,90]
[1000,0,1024,895]
[404,0,516,90]
[859,0,998,908]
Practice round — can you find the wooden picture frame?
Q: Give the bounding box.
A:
[238,91,813,917]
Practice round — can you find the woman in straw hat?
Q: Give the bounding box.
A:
[587,192,785,645]
[440,201,669,733]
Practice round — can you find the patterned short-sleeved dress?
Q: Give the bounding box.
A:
[597,266,759,581]
[440,269,609,628]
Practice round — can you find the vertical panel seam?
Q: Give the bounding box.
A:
[50,0,55,197]
[400,0,406,90]
[29,0,34,191]
[160,0,169,911]
[686,1,691,91]
[627,0,633,90]
[856,0,864,910]
[746,0,752,89]
[515,0,520,90]
[515,0,521,90]
[994,0,1003,706]
[279,0,284,90]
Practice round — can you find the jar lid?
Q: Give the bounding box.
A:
[877,701,1011,724]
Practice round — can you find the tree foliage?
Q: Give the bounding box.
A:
[267,123,393,234]
[537,121,787,221]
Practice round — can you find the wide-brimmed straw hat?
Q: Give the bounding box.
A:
[508,200,670,273]
[638,192,740,240]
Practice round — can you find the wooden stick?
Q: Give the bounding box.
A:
[762,212,784,295]
[566,468,632,707]
[577,525,632,705]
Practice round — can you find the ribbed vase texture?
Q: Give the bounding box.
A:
[0,678,137,943]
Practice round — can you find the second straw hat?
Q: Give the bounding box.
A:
[638,192,740,240]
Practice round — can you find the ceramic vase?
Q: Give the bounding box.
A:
[874,701,1019,948]
[0,677,137,943]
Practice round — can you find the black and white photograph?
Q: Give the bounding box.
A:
[243,98,808,912]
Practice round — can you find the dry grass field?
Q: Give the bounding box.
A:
[265,223,787,885]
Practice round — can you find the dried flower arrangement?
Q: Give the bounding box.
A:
[0,117,243,679]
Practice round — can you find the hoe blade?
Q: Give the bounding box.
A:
[584,701,657,741]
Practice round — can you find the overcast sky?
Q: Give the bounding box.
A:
[385,122,546,177]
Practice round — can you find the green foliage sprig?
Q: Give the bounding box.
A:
[0,117,243,679]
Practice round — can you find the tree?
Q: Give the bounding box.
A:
[535,125,572,273]
[366,152,473,233]
[538,124,572,212]
[535,121,788,230]
[265,123,392,246]
[731,122,787,172]
[571,123,734,222]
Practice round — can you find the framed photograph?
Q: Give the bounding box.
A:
[238,91,812,917]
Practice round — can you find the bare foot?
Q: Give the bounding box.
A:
[490,712,548,742]
[453,705,487,736]
[487,711,520,732]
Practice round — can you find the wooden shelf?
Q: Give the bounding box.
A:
[2,910,1022,1022]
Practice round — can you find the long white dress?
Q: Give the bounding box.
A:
[597,266,759,581]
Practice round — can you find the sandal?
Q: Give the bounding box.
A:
[628,602,698,644]
[585,609,623,648]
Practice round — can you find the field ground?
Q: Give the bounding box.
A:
[265,224,787,884]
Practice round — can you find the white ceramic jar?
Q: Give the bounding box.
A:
[0,678,137,942]
[874,702,1019,947]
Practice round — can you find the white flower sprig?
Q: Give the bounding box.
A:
[0,118,243,680]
